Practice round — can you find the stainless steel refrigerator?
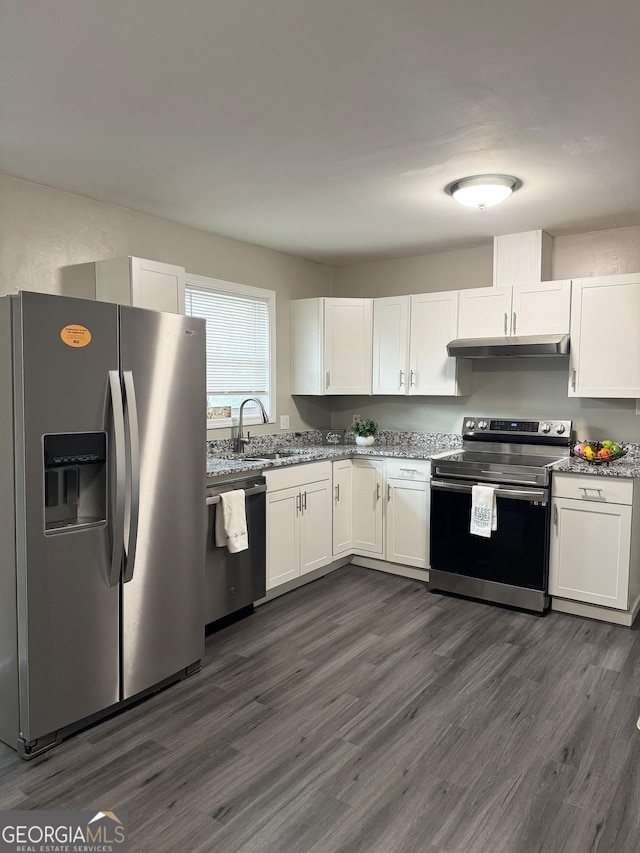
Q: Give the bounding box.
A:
[0,291,206,758]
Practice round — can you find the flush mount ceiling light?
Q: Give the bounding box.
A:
[445,174,521,209]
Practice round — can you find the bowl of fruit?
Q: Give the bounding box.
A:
[571,439,627,464]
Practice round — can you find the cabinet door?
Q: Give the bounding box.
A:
[372,296,409,395]
[511,280,571,336]
[549,497,631,609]
[385,478,430,569]
[299,480,332,575]
[352,459,383,554]
[569,275,640,398]
[325,298,373,394]
[409,291,470,396]
[332,459,353,556]
[457,287,512,338]
[131,258,185,313]
[266,486,300,589]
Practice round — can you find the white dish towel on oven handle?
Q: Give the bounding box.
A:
[470,484,497,538]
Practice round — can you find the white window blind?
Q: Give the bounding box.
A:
[184,276,275,427]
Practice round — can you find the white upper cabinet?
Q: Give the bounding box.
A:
[458,281,571,339]
[511,280,571,336]
[458,286,513,338]
[372,291,471,397]
[569,274,640,398]
[291,298,373,395]
[372,296,410,395]
[94,256,185,314]
[326,298,373,394]
[409,292,471,396]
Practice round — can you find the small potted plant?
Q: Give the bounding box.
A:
[350,417,379,447]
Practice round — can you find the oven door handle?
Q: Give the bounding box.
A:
[430,479,548,502]
[433,467,541,487]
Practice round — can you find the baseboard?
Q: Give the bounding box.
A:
[256,556,351,604]
[551,592,640,627]
[350,555,430,583]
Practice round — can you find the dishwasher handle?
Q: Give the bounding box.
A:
[206,483,267,505]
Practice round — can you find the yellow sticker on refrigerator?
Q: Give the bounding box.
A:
[60,324,92,348]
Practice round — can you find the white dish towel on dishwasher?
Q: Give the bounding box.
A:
[215,489,249,552]
[470,484,497,538]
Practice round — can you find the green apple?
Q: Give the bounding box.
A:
[601,439,613,448]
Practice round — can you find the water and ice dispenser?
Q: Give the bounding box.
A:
[43,432,107,533]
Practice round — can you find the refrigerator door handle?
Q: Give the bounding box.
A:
[108,370,126,587]
[122,371,140,583]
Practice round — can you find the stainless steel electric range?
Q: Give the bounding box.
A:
[429,416,572,613]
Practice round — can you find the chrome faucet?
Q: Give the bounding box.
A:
[236,397,269,452]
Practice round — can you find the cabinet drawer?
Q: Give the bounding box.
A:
[265,460,331,491]
[552,473,634,505]
[385,459,431,482]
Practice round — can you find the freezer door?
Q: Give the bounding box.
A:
[14,293,120,742]
[119,306,205,698]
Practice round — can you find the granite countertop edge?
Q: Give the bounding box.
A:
[206,442,459,480]
[206,431,640,481]
[550,456,640,479]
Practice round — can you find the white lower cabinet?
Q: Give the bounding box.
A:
[352,459,384,555]
[385,463,430,570]
[265,462,332,590]
[332,459,353,556]
[347,458,430,568]
[548,474,639,611]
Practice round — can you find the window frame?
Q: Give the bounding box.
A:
[185,272,276,431]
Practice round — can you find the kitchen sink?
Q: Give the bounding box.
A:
[244,450,309,461]
[215,449,312,462]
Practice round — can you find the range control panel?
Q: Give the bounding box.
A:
[462,417,572,440]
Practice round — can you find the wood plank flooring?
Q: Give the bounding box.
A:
[2,565,640,852]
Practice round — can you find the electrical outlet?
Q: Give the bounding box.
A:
[352,414,361,424]
[280,414,290,430]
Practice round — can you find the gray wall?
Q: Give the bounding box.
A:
[3,172,639,443]
[331,227,640,442]
[0,173,333,437]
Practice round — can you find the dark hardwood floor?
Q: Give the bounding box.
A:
[2,566,640,852]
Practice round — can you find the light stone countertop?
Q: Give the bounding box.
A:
[206,430,461,481]
[551,448,640,479]
[206,430,640,482]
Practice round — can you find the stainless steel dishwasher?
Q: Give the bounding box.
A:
[205,475,267,625]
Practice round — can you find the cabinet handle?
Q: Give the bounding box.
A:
[571,369,576,391]
[504,312,508,335]
[580,487,604,500]
[387,483,391,501]
[399,369,404,387]
[296,493,301,515]
[335,484,340,503]
[325,370,331,389]
[553,504,558,528]
[303,491,307,511]
[409,370,415,387]
[512,312,517,335]
[376,482,381,501]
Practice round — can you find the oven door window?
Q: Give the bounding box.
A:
[430,487,549,590]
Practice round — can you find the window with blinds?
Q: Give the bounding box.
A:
[184,275,276,428]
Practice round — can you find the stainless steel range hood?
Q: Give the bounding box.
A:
[447,334,570,358]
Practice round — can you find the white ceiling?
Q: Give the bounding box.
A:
[1,0,639,265]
